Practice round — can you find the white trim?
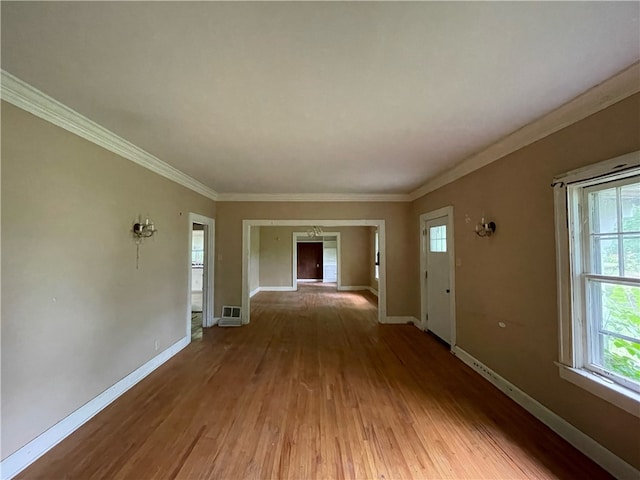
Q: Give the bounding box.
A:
[557,364,640,418]
[337,285,371,292]
[368,287,378,297]
[0,337,189,480]
[244,219,385,227]
[3,65,637,206]
[250,287,261,298]
[257,286,297,292]
[553,150,640,186]
[384,316,419,325]
[216,193,409,202]
[409,62,640,201]
[0,70,218,201]
[419,206,456,349]
[242,220,386,325]
[187,214,215,335]
[453,347,639,480]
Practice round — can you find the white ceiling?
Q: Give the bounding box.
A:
[2,2,639,196]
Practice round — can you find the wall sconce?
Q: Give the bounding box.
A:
[307,226,323,237]
[132,216,157,270]
[475,217,496,237]
[133,216,157,241]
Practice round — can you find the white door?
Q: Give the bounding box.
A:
[323,240,338,282]
[425,216,451,344]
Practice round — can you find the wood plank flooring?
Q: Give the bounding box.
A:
[18,284,611,479]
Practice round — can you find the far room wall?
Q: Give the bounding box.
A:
[256,226,373,289]
[214,201,417,319]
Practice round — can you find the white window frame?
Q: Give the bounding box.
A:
[553,150,640,417]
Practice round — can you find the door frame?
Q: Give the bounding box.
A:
[420,206,456,349]
[187,213,215,339]
[292,231,341,287]
[243,220,386,324]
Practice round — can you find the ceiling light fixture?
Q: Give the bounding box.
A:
[307,226,323,237]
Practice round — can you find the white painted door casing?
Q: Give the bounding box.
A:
[426,216,451,343]
[420,207,456,348]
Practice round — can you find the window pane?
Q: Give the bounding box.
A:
[623,235,640,279]
[589,281,640,341]
[591,236,619,276]
[598,334,640,384]
[590,187,618,234]
[430,225,446,252]
[588,281,640,385]
[621,182,640,233]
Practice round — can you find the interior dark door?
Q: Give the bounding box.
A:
[297,242,323,280]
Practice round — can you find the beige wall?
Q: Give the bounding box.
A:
[257,226,371,287]
[214,202,415,317]
[1,102,216,459]
[258,226,292,287]
[411,93,640,468]
[338,226,371,286]
[249,226,260,293]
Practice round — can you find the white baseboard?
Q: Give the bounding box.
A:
[368,287,378,296]
[0,337,190,480]
[384,316,419,325]
[249,287,260,298]
[452,346,639,480]
[258,286,296,292]
[338,285,369,292]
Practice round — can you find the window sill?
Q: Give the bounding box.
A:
[556,363,640,418]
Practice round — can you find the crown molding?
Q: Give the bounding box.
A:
[0,70,218,201]
[4,61,637,206]
[216,192,410,202]
[408,62,640,201]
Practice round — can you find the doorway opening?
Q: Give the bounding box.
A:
[191,223,205,340]
[420,207,456,349]
[188,213,215,341]
[243,220,386,324]
[293,232,339,286]
[296,241,323,282]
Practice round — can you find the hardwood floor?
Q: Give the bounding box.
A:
[18,284,611,479]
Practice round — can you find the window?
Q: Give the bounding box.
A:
[582,177,640,390]
[554,151,640,416]
[374,230,379,280]
[429,225,447,252]
[192,230,204,266]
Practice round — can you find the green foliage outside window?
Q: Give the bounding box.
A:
[599,203,640,384]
